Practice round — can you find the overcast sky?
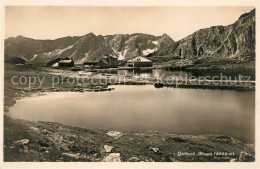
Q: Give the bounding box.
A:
[5,6,254,41]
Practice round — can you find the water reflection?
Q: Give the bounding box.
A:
[117,68,255,80]
[9,85,255,143]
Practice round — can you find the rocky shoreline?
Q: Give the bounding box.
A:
[4,116,255,162]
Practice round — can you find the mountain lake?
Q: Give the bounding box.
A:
[8,84,255,143]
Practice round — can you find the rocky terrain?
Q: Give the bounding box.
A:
[154,9,255,59]
[4,116,255,162]
[4,9,255,68]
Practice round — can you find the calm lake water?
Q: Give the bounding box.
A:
[9,85,255,143]
[117,68,255,80]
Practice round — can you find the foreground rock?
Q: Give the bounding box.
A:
[102,153,121,162]
[104,145,114,153]
[149,146,162,154]
[106,131,123,138]
[4,116,255,162]
[14,139,29,145]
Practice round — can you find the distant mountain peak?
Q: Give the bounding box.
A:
[162,33,170,37]
[239,8,255,20]
[17,35,25,38]
[84,32,96,37]
[15,35,31,40]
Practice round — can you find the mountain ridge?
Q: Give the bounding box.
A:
[153,9,255,59]
[5,33,175,65]
[4,9,255,66]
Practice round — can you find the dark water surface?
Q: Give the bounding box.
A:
[117,68,255,80]
[9,85,255,143]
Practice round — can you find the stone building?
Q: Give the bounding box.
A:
[99,55,118,68]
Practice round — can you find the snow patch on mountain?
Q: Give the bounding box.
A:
[143,48,157,56]
[75,52,90,64]
[40,45,74,58]
[58,45,74,55]
[111,47,127,60]
[152,41,158,45]
[81,57,87,62]
[111,46,128,60]
[118,49,128,60]
[30,54,38,61]
[111,47,118,55]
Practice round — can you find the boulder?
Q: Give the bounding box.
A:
[149,146,162,154]
[14,139,29,145]
[106,131,123,138]
[62,153,80,159]
[102,153,121,162]
[104,145,114,153]
[128,157,140,162]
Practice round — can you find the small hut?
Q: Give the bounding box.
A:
[58,58,74,67]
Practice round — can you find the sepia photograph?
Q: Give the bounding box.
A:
[1,0,259,167]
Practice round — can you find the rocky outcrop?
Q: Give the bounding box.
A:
[155,9,255,59]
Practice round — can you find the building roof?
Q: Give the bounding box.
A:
[51,63,59,67]
[110,55,118,59]
[127,56,152,62]
[103,55,118,59]
[59,59,73,63]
